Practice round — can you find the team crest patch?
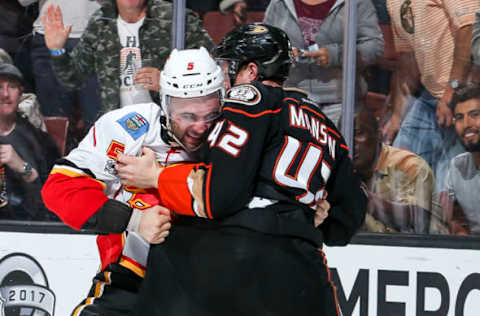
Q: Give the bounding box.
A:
[225,85,261,106]
[117,112,149,140]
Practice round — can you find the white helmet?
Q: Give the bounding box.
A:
[160,47,225,149]
[160,47,224,103]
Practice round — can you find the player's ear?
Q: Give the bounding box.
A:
[247,62,259,81]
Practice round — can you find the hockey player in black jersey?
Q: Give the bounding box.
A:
[117,23,367,316]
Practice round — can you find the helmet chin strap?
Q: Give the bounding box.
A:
[160,115,195,153]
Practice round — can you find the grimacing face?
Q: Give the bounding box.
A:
[454,98,480,152]
[169,93,222,151]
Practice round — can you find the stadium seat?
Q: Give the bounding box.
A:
[203,11,265,45]
[44,116,69,155]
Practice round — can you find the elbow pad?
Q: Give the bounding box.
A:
[84,199,133,234]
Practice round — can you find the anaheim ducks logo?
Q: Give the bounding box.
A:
[246,25,268,35]
[400,0,415,34]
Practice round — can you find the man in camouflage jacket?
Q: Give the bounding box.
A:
[44,0,215,114]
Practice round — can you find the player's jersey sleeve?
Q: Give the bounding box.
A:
[320,144,367,246]
[157,83,280,219]
[41,103,159,229]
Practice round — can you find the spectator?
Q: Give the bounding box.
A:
[352,106,447,234]
[0,48,45,132]
[384,0,479,192]
[0,63,59,220]
[18,0,102,132]
[41,0,215,115]
[444,84,480,235]
[264,0,384,125]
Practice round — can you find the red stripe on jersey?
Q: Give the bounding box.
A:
[223,107,282,118]
[41,172,109,229]
[157,164,197,216]
[300,105,326,120]
[93,125,97,147]
[340,144,349,151]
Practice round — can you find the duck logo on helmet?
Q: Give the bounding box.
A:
[246,25,268,35]
[0,253,56,316]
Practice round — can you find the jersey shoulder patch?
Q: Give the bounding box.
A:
[117,112,150,140]
[225,84,261,106]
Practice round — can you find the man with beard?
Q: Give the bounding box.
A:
[445,84,480,235]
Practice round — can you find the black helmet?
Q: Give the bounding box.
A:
[215,23,294,85]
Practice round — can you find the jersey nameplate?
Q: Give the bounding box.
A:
[225,85,261,106]
[117,112,149,140]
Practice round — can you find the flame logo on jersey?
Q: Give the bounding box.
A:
[124,186,160,210]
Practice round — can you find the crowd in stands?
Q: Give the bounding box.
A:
[1,0,480,237]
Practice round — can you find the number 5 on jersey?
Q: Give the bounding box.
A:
[207,120,249,157]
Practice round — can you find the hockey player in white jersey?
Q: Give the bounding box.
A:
[41,47,225,316]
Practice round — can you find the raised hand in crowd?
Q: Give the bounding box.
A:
[40,5,71,50]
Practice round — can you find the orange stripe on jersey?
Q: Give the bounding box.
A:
[157,164,197,216]
[223,107,282,118]
[318,249,341,316]
[327,127,341,139]
[50,167,107,191]
[119,256,146,278]
[283,97,300,104]
[300,105,326,120]
[73,270,112,315]
[340,144,349,151]
[204,163,213,219]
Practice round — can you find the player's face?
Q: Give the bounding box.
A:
[454,98,480,152]
[169,93,221,151]
[353,112,379,173]
[0,77,21,117]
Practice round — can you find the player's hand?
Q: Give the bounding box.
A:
[41,4,71,50]
[134,67,161,91]
[302,48,330,67]
[116,147,162,188]
[138,205,172,244]
[314,194,330,227]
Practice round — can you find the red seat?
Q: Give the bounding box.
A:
[203,11,265,45]
[44,116,69,155]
